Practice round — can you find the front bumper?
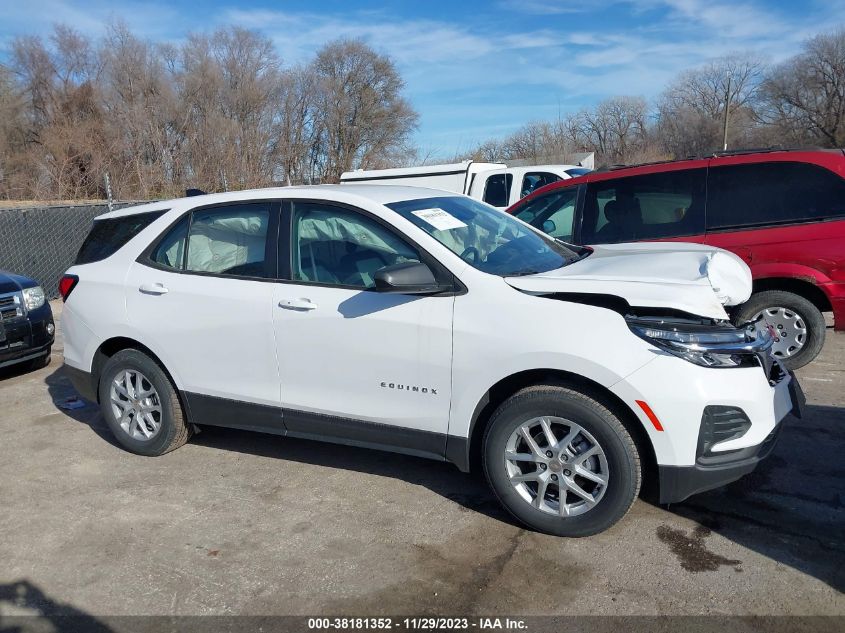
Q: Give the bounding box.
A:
[658,418,783,504]
[658,371,805,503]
[0,303,55,369]
[611,349,800,501]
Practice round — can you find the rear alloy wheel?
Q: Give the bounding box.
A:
[109,369,164,441]
[484,385,640,537]
[734,290,826,370]
[98,349,190,456]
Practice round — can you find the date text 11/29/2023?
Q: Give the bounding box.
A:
[307,617,528,630]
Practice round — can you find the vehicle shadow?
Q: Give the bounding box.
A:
[43,364,844,592]
[192,424,516,526]
[43,366,122,449]
[0,579,113,632]
[42,364,516,526]
[664,403,844,593]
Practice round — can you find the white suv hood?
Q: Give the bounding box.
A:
[505,242,752,320]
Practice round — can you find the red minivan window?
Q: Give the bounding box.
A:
[581,169,707,244]
[707,161,845,230]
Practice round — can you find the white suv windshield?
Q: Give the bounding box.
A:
[387,196,587,276]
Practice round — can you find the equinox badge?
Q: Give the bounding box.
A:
[380,382,438,395]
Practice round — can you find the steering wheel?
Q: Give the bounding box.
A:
[460,246,480,265]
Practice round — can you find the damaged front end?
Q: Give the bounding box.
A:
[536,290,778,377]
[625,313,774,371]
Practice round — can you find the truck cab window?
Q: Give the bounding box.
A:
[521,172,561,198]
[483,174,513,207]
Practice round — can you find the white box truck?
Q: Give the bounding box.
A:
[340,161,590,209]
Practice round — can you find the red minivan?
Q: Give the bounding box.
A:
[507,149,845,369]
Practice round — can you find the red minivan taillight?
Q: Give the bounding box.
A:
[58,274,79,302]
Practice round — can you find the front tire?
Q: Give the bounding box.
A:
[98,349,190,456]
[483,385,640,537]
[733,290,825,370]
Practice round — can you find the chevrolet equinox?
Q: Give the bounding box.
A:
[60,185,802,536]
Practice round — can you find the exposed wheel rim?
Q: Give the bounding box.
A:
[109,369,163,441]
[504,416,609,517]
[748,306,807,359]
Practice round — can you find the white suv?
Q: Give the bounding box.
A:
[60,185,802,536]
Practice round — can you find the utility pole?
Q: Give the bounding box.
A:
[103,172,114,212]
[722,70,732,151]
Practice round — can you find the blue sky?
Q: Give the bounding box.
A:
[2,0,844,157]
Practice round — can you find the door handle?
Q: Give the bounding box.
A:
[139,283,169,295]
[279,297,317,311]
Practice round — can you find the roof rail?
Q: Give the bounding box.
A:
[711,146,785,158]
[594,146,843,173]
[595,158,679,172]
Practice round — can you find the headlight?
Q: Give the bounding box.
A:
[627,317,773,368]
[22,286,45,311]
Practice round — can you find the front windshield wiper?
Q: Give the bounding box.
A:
[508,269,544,277]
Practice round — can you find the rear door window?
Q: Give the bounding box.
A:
[582,169,706,244]
[151,216,189,270]
[147,203,275,279]
[707,161,845,230]
[75,210,165,264]
[185,204,273,278]
[483,174,513,207]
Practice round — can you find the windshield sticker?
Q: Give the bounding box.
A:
[411,208,467,231]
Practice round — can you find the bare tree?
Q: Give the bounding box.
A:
[312,38,418,182]
[0,64,30,199]
[275,65,321,184]
[656,54,766,157]
[11,26,108,199]
[758,29,845,147]
[579,96,650,164]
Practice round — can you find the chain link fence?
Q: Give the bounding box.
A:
[0,202,142,298]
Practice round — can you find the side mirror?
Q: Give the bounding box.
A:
[542,219,556,234]
[374,262,449,295]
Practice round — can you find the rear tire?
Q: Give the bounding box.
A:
[483,385,640,537]
[733,290,825,370]
[98,349,190,456]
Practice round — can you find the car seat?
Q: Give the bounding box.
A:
[595,198,642,242]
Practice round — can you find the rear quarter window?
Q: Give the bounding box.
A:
[707,161,845,230]
[75,210,166,265]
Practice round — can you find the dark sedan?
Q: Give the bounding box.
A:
[0,270,55,371]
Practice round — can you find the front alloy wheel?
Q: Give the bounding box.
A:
[505,417,609,517]
[483,385,640,537]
